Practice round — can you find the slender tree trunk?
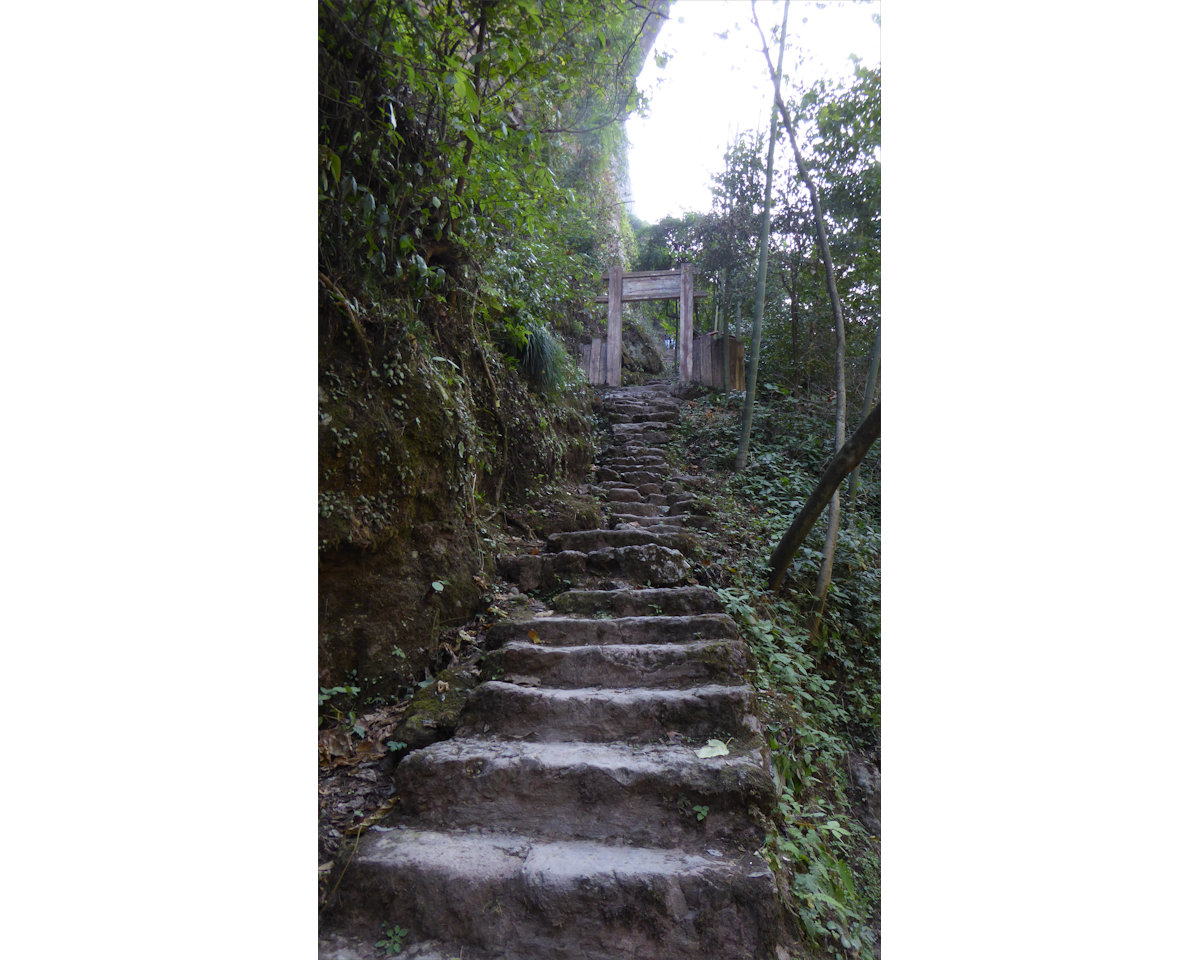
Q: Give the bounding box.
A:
[783,257,801,389]
[719,268,730,394]
[752,6,847,622]
[848,323,881,507]
[766,404,880,592]
[735,0,788,473]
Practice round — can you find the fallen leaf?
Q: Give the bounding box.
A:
[527,628,540,643]
[694,739,730,759]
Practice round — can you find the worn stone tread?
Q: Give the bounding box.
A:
[325,827,777,960]
[551,586,724,617]
[484,637,750,688]
[391,736,774,848]
[486,613,738,648]
[547,527,694,553]
[459,681,757,742]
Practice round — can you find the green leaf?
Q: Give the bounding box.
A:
[694,739,730,759]
[431,580,444,592]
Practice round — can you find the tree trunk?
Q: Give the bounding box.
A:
[719,268,730,395]
[767,404,880,592]
[753,6,847,621]
[735,0,788,473]
[848,323,881,507]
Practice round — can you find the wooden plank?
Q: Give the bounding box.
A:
[603,268,682,279]
[689,333,745,390]
[590,288,709,303]
[679,264,693,381]
[622,274,686,301]
[606,267,622,387]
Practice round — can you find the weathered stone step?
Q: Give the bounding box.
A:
[611,429,670,445]
[581,542,688,586]
[594,467,671,486]
[609,518,690,533]
[486,613,738,648]
[483,638,749,687]
[598,457,668,471]
[318,931,467,960]
[625,471,667,487]
[552,586,724,617]
[500,543,688,590]
[459,682,757,742]
[607,409,680,424]
[602,397,678,410]
[601,445,668,460]
[322,827,778,960]
[602,500,665,517]
[547,527,693,554]
[392,737,774,850]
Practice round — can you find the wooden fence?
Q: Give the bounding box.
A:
[582,332,743,391]
[580,338,608,385]
[692,333,745,391]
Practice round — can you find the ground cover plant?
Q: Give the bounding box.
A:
[669,385,880,959]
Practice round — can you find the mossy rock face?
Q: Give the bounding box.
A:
[318,311,596,694]
[389,663,480,756]
[622,320,664,374]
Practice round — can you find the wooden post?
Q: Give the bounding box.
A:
[679,263,693,381]
[606,266,623,387]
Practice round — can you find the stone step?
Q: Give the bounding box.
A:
[633,478,665,493]
[483,638,750,687]
[594,469,671,487]
[392,737,774,850]
[611,429,670,445]
[551,586,724,617]
[318,931,468,960]
[322,827,778,960]
[598,457,668,471]
[547,527,693,554]
[609,518,690,533]
[581,543,689,586]
[602,500,665,517]
[486,613,738,648]
[601,445,668,460]
[459,682,758,743]
[607,409,680,424]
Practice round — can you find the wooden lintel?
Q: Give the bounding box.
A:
[591,290,709,303]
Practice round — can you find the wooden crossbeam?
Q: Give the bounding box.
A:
[589,263,707,386]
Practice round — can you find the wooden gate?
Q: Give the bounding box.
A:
[585,265,708,386]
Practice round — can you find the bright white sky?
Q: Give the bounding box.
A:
[627,0,880,223]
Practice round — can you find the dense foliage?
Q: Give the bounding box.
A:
[631,59,880,403]
[317,0,666,692]
[319,0,661,351]
[672,390,881,958]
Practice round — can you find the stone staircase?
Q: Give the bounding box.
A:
[319,383,782,960]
